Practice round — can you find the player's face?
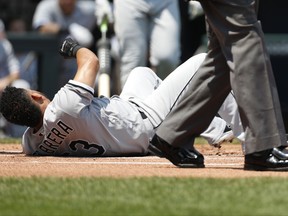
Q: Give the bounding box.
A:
[59,0,76,15]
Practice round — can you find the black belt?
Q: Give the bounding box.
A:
[139,110,147,119]
[130,101,147,119]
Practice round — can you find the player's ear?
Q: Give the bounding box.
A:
[31,92,44,104]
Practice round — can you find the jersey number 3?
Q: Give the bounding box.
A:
[69,140,105,156]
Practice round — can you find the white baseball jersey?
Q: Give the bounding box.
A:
[22,53,244,156]
[22,80,150,156]
[32,0,95,33]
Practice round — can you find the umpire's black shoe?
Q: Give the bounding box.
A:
[149,135,205,168]
[244,147,288,171]
[274,146,288,159]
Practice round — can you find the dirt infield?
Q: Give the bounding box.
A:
[1,143,288,178]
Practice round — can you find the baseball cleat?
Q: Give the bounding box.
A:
[210,129,234,148]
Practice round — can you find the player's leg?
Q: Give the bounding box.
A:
[132,53,207,127]
[201,91,245,150]
[123,53,240,147]
[135,52,240,147]
[120,67,162,101]
[200,92,246,148]
[114,0,150,89]
[149,0,181,79]
[200,116,228,146]
[120,63,242,148]
[218,91,245,143]
[120,65,237,150]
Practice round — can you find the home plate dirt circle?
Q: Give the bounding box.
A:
[1,143,288,178]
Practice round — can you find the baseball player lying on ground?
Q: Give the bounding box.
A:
[0,38,244,157]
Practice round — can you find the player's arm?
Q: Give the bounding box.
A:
[59,38,99,88]
[38,23,61,34]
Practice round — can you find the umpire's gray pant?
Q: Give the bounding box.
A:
[156,0,287,154]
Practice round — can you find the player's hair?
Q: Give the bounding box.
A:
[0,86,42,127]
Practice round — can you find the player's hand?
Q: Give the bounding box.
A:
[59,38,83,58]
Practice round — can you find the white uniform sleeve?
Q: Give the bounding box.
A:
[22,127,45,155]
[52,80,95,117]
[68,80,95,94]
[32,0,56,29]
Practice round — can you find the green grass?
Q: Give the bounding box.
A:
[0,177,288,216]
[0,137,21,144]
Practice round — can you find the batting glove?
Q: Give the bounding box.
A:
[59,38,83,58]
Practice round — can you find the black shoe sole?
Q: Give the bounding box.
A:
[148,144,205,168]
[244,164,288,171]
